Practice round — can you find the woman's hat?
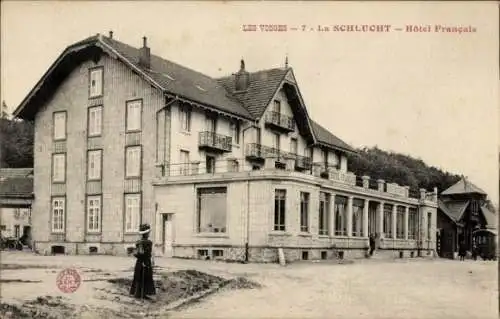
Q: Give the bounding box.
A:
[138,224,151,235]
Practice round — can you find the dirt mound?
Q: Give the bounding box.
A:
[107,269,227,305]
[1,270,262,319]
[0,296,75,319]
[227,276,262,289]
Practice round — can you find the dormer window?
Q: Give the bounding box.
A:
[89,67,103,98]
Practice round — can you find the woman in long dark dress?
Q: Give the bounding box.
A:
[458,241,467,261]
[130,224,156,299]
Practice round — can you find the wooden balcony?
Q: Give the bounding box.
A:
[198,131,232,153]
[264,111,295,133]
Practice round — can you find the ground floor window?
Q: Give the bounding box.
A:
[197,187,227,233]
[396,206,405,239]
[300,192,310,232]
[352,199,364,237]
[125,193,141,233]
[334,196,347,236]
[427,212,432,240]
[52,197,65,233]
[274,189,286,231]
[383,204,393,238]
[87,195,101,233]
[408,207,418,239]
[319,192,330,235]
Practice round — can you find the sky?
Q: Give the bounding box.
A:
[1,1,499,204]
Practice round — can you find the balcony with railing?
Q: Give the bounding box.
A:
[264,111,295,133]
[294,154,312,171]
[245,143,283,161]
[156,158,437,205]
[198,131,232,153]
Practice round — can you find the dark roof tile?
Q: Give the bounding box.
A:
[217,68,289,119]
[310,120,356,153]
[100,37,252,119]
[0,169,33,198]
[441,178,487,196]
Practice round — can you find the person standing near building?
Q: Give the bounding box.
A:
[369,233,376,256]
[130,224,156,300]
[458,241,467,261]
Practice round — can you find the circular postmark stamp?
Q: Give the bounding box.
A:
[56,268,81,293]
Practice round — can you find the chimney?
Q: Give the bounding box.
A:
[139,36,151,69]
[109,31,113,39]
[234,59,249,91]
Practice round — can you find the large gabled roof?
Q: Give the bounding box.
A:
[218,68,356,153]
[13,33,356,154]
[217,68,289,119]
[438,199,470,223]
[14,34,253,121]
[441,178,487,196]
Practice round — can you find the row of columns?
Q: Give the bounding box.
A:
[327,195,412,239]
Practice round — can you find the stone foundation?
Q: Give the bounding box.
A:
[32,241,435,263]
[33,241,137,256]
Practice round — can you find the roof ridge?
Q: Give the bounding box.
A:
[102,35,229,85]
[216,67,289,81]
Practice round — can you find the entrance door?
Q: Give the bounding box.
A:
[163,214,174,257]
[440,228,455,259]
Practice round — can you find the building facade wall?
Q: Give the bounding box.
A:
[0,207,31,238]
[33,53,165,254]
[154,174,437,263]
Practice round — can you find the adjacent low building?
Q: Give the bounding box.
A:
[0,168,34,245]
[437,178,497,259]
[13,32,438,261]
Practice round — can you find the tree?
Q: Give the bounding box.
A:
[0,117,34,168]
[347,147,462,193]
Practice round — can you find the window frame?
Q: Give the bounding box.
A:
[227,159,239,172]
[86,195,102,233]
[206,155,216,174]
[273,100,281,113]
[383,204,393,238]
[124,193,141,233]
[318,192,330,235]
[87,149,103,181]
[52,153,66,183]
[125,99,143,133]
[87,105,103,137]
[300,192,310,232]
[51,197,66,233]
[179,150,190,176]
[88,66,104,98]
[408,207,418,239]
[274,189,286,231]
[334,196,347,236]
[196,187,228,233]
[53,111,67,141]
[427,212,432,240]
[125,146,142,178]
[290,138,298,155]
[396,206,405,239]
[230,121,240,144]
[352,200,364,237]
[179,105,191,132]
